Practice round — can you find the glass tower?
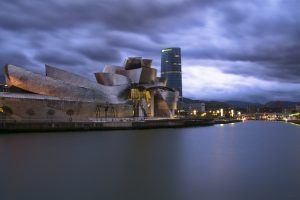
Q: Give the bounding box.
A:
[161,47,182,98]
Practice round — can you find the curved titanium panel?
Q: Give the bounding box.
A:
[103,65,123,73]
[5,65,111,102]
[46,64,96,89]
[5,65,128,104]
[139,67,157,84]
[115,67,156,84]
[115,68,142,83]
[154,91,171,117]
[45,65,130,103]
[124,57,142,70]
[141,59,152,68]
[94,73,130,86]
[159,90,179,110]
[156,77,167,86]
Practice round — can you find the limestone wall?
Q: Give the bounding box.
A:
[0,93,133,122]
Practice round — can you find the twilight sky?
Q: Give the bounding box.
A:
[0,0,299,103]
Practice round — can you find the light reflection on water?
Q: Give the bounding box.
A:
[0,121,300,200]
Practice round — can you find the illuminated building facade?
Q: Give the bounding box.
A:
[161,48,182,98]
[0,57,179,122]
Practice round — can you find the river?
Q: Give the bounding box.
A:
[1,121,300,200]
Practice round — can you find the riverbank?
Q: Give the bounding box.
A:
[0,118,242,133]
[288,120,300,125]
[214,119,242,125]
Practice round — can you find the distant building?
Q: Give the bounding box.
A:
[296,105,300,112]
[161,48,182,98]
[183,102,205,113]
[247,105,258,114]
[200,103,205,113]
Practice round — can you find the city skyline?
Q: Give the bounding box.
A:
[0,0,300,103]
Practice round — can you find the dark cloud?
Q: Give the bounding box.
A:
[0,0,299,101]
[0,51,36,83]
[77,47,121,63]
[34,50,86,66]
[0,51,31,67]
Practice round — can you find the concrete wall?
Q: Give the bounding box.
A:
[0,93,133,122]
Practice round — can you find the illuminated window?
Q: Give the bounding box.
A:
[162,48,172,52]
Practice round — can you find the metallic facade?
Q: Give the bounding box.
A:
[94,73,130,86]
[161,47,182,98]
[1,56,179,122]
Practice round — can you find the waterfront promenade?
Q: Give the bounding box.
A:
[0,118,241,132]
[289,120,300,125]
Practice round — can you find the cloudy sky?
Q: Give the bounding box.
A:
[0,0,299,103]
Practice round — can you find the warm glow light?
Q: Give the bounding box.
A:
[193,109,197,115]
[230,109,234,117]
[162,48,172,52]
[220,108,224,117]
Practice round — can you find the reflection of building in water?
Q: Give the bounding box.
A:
[0,57,178,122]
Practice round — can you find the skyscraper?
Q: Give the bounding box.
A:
[161,47,182,98]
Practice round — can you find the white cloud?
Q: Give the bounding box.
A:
[183,65,300,102]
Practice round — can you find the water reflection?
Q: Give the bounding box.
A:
[0,121,300,200]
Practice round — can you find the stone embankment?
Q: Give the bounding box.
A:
[0,119,242,133]
[288,120,300,125]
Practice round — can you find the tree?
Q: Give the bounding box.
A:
[66,109,74,122]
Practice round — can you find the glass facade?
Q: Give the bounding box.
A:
[161,48,182,97]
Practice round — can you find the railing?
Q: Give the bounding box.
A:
[0,117,152,124]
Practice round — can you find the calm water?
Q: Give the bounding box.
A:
[1,121,300,200]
